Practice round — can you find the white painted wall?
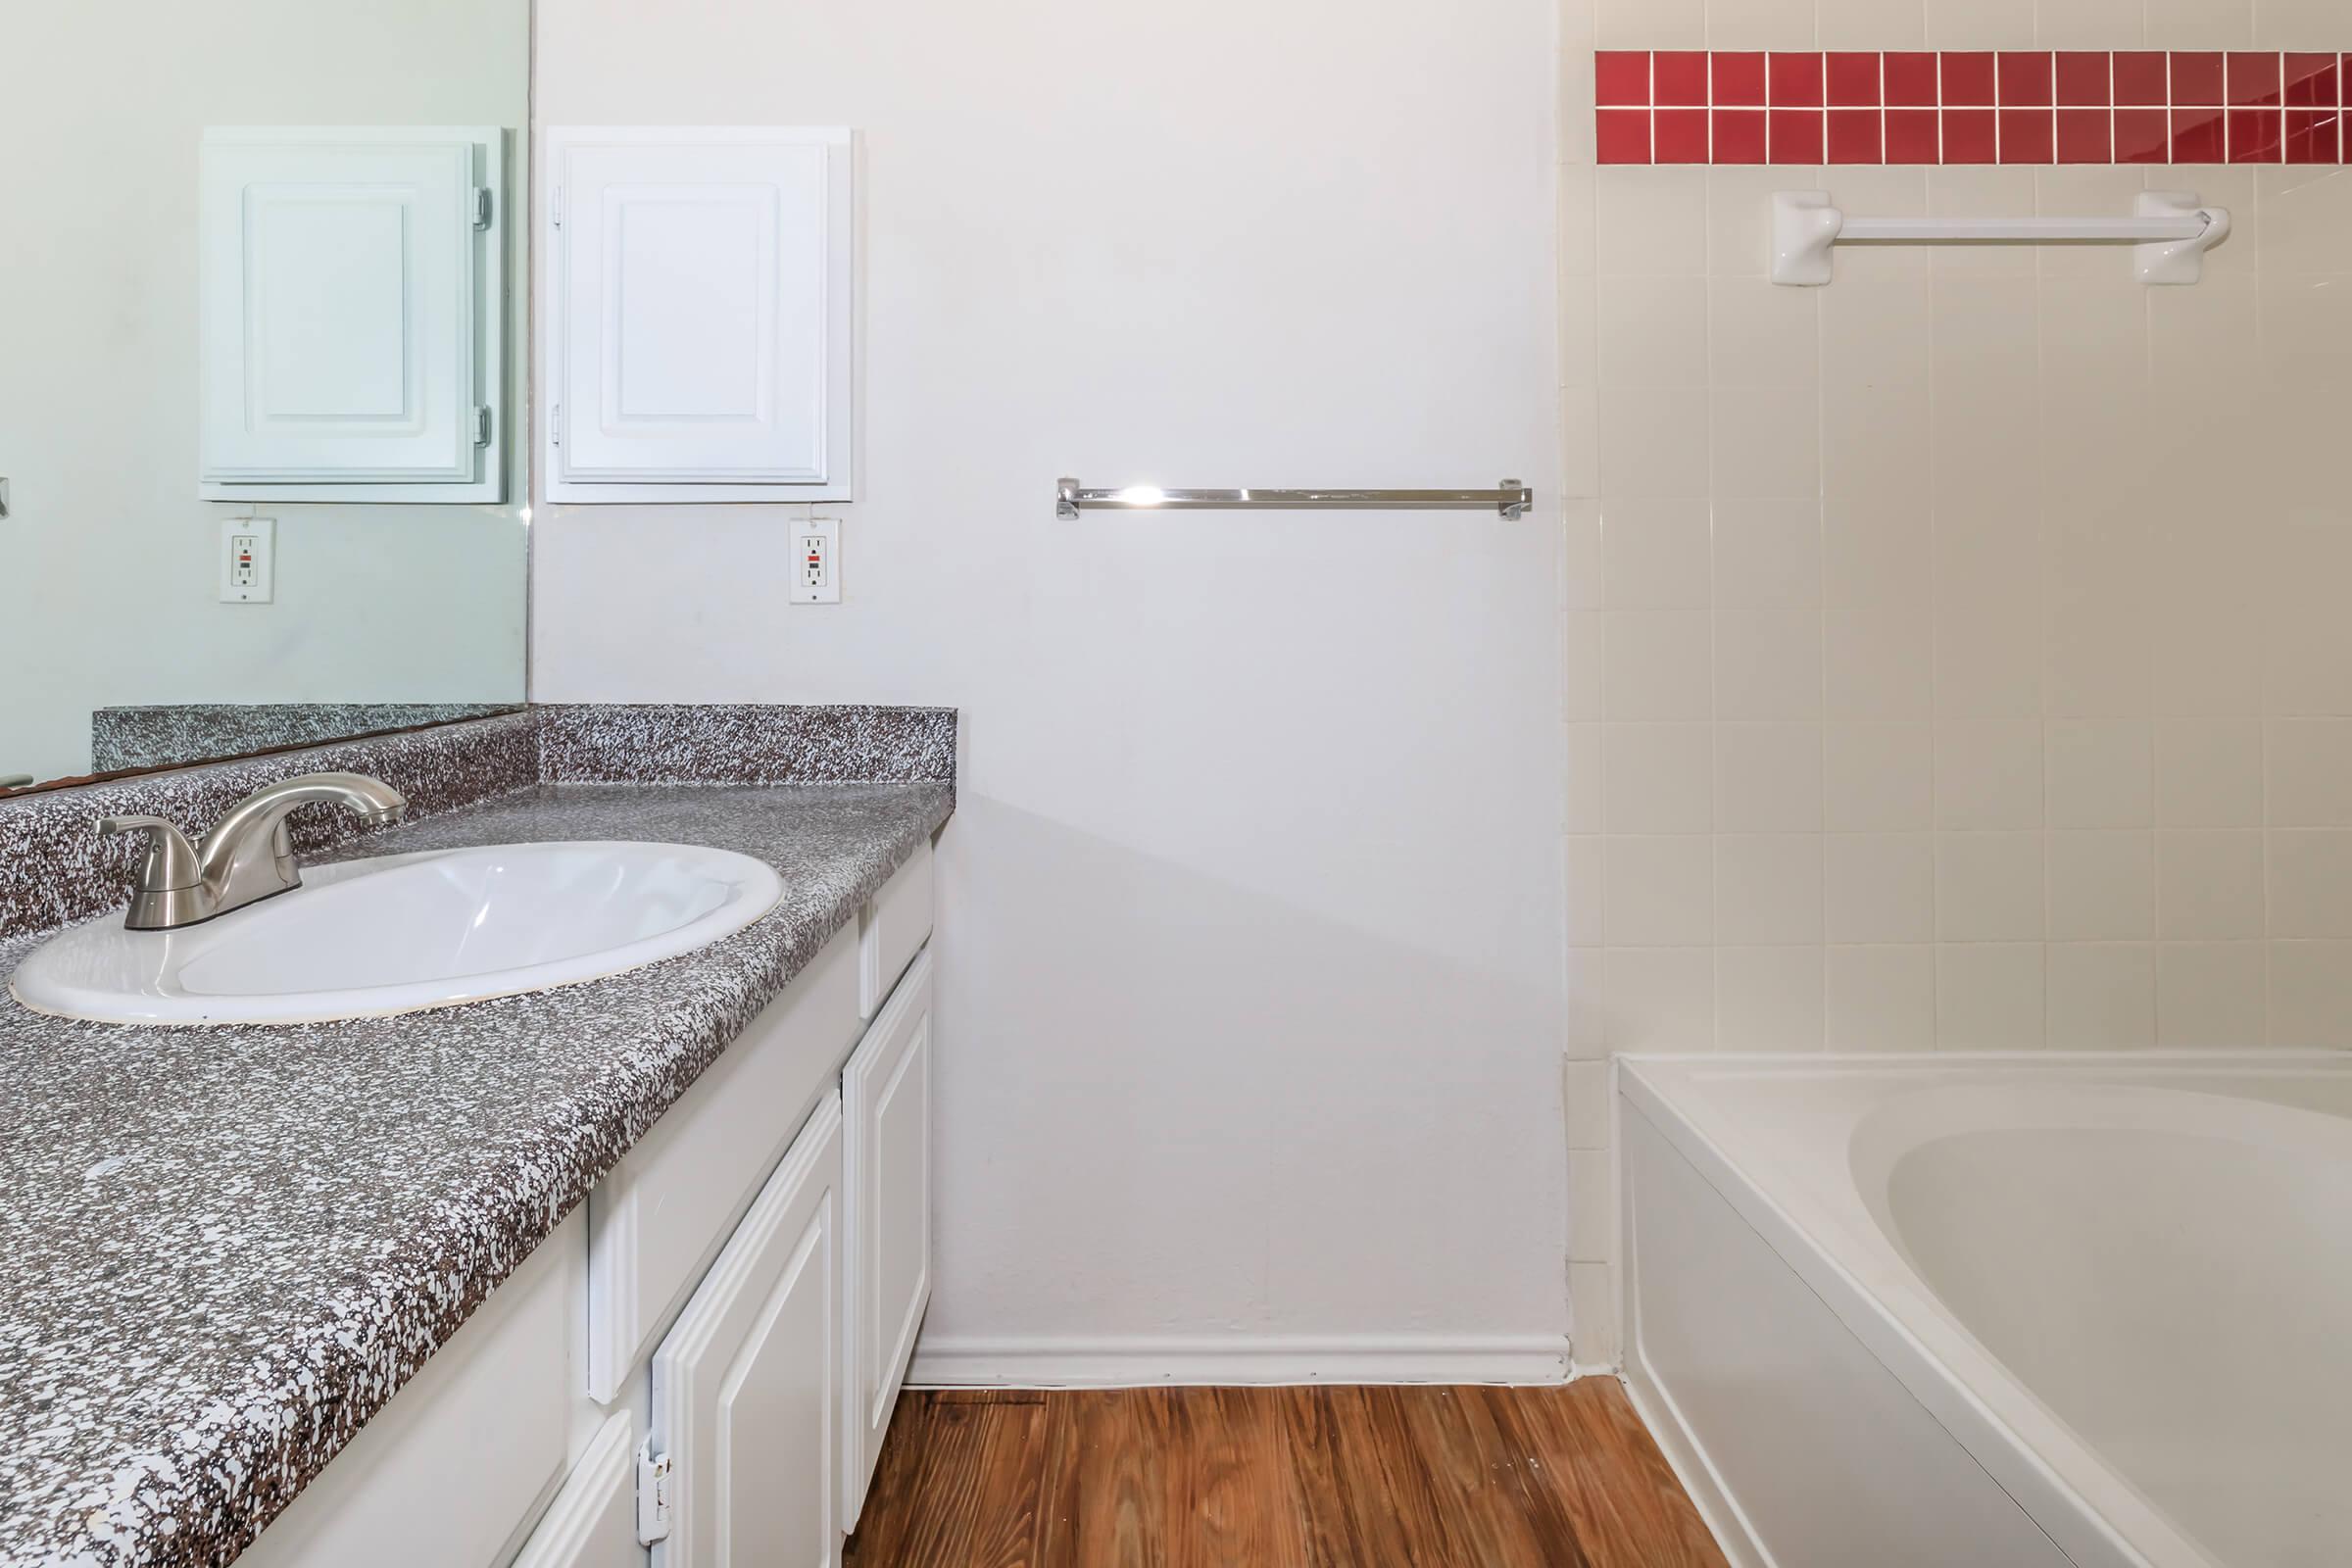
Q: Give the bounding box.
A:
[533,0,1567,1377]
[0,0,528,786]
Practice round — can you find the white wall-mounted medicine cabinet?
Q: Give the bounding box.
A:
[539,126,856,505]
[198,127,508,503]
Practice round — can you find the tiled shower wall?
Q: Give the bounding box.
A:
[1559,0,2352,1363]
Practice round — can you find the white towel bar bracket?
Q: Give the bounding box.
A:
[1770,189,2230,286]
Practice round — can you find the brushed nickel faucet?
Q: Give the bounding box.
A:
[98,772,408,930]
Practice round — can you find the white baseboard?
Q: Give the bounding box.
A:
[906,1332,1572,1389]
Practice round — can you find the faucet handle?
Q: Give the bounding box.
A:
[99,815,201,893]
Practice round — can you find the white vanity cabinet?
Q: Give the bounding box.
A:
[241,841,935,1568]
[842,950,932,1525]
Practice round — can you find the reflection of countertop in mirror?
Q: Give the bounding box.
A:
[89,703,522,775]
[0,709,956,1568]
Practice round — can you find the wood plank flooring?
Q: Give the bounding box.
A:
[843,1381,1728,1568]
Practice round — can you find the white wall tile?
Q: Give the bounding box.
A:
[1710,280,1818,390]
[1715,499,1822,610]
[1565,722,1604,832]
[1827,946,1937,1051]
[1596,168,1707,276]
[1825,604,1935,721]
[1937,944,2046,1049]
[2046,720,2153,830]
[1604,947,1716,1050]
[2271,943,2352,1048]
[1561,498,1603,610]
[1819,0,1925,48]
[2155,719,2265,828]
[1717,835,1824,944]
[1604,609,1713,720]
[1606,836,1715,946]
[2270,721,2352,828]
[2270,832,2352,938]
[1826,832,1936,944]
[1937,832,2046,942]
[1704,0,1815,47]
[2036,0,2142,47]
[1569,1259,1618,1368]
[1560,383,1600,500]
[1710,389,1822,500]
[1924,0,2034,49]
[2157,943,2266,1047]
[1594,0,1701,46]
[1605,722,1715,833]
[1825,723,1933,831]
[2047,832,2156,942]
[1601,497,1711,608]
[1565,834,1607,948]
[1597,278,1709,390]
[1717,723,1823,831]
[1565,946,1608,1058]
[1823,496,1932,612]
[1716,947,1826,1051]
[1600,386,1712,498]
[1935,720,2044,830]
[2047,944,2157,1049]
[2145,0,2253,49]
[1715,608,1824,720]
[1568,1149,1613,1262]
[1563,611,1603,722]
[2157,830,2267,940]
[1563,1057,1610,1147]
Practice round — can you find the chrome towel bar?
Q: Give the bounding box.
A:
[1055,477,1532,520]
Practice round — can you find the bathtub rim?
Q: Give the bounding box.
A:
[1611,1051,2352,1568]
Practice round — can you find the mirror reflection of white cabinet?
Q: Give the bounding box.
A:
[540,127,855,504]
[197,128,507,502]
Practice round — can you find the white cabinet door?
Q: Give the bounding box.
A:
[510,1413,646,1568]
[198,127,504,500]
[841,950,932,1526]
[651,1093,844,1568]
[543,127,854,504]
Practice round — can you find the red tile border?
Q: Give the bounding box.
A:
[1593,49,2352,164]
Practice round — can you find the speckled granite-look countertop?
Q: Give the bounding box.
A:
[0,773,953,1567]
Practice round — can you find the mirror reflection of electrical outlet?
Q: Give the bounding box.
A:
[793,515,840,605]
[220,516,274,604]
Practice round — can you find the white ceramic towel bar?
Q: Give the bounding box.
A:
[1771,189,2230,286]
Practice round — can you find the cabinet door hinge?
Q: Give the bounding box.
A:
[549,403,562,447]
[471,185,493,229]
[636,1441,674,1544]
[473,405,493,446]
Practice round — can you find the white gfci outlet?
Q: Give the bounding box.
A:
[220,516,275,604]
[793,515,841,605]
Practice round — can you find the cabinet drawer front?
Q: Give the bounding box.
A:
[842,948,933,1526]
[587,925,858,1400]
[511,1412,641,1568]
[236,1214,578,1568]
[858,839,933,1019]
[653,1093,844,1568]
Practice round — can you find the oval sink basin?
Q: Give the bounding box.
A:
[9,841,785,1025]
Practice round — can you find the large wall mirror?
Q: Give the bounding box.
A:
[0,0,531,794]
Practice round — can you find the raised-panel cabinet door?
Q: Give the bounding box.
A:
[543,126,854,503]
[841,951,933,1526]
[651,1093,843,1568]
[198,127,503,498]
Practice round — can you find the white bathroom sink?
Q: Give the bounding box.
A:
[8,840,786,1025]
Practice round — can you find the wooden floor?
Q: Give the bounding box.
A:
[843,1381,1728,1568]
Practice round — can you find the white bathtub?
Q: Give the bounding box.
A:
[1615,1053,2352,1568]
